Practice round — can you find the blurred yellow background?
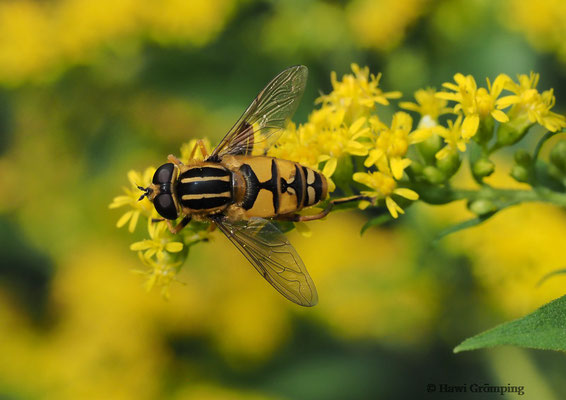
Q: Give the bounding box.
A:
[1,0,566,399]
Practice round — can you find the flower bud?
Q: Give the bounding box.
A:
[417,134,443,164]
[468,199,497,216]
[510,164,530,183]
[550,140,566,174]
[436,150,461,178]
[423,166,446,184]
[409,159,424,175]
[546,164,563,183]
[496,114,534,146]
[472,157,495,179]
[513,149,531,166]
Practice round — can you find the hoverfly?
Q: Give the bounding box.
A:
[139,66,369,306]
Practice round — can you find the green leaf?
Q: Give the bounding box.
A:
[454,295,566,353]
[433,215,491,244]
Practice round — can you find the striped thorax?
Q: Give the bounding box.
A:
[177,164,233,213]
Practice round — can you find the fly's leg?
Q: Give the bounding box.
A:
[207,222,217,233]
[279,195,376,222]
[167,215,192,234]
[196,139,209,159]
[185,139,209,163]
[151,216,191,234]
[168,154,184,167]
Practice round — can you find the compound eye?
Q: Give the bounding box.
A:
[153,163,175,184]
[154,194,178,220]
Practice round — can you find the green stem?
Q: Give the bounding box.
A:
[533,130,561,166]
[448,186,566,207]
[532,130,564,186]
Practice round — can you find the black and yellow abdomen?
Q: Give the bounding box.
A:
[229,156,327,219]
[177,164,233,213]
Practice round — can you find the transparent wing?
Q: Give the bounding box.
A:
[210,65,308,158]
[213,216,318,307]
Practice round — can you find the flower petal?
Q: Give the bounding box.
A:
[394,188,419,200]
[353,172,371,186]
[165,242,184,253]
[385,197,402,219]
[436,92,460,101]
[349,117,367,134]
[345,141,369,156]
[322,157,337,177]
[461,115,479,139]
[117,211,133,228]
[491,109,509,123]
[128,211,140,233]
[364,148,383,167]
[496,95,519,109]
[130,240,154,251]
[390,157,411,180]
[410,128,433,143]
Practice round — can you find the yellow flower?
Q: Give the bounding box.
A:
[353,171,418,218]
[477,74,510,122]
[434,114,474,160]
[436,73,509,137]
[135,252,182,299]
[318,63,401,121]
[130,219,184,260]
[364,112,431,179]
[318,113,370,155]
[497,72,566,132]
[109,167,155,232]
[400,88,452,122]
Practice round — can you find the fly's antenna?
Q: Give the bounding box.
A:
[137,186,152,201]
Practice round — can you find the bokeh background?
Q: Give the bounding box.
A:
[2,0,566,399]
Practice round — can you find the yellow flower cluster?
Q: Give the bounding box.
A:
[270,64,401,193]
[109,139,214,296]
[271,64,425,218]
[417,71,566,160]
[497,72,566,132]
[0,0,235,85]
[274,67,565,219]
